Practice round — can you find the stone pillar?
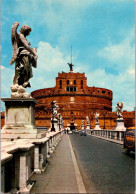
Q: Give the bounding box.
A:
[46,141,50,158]
[119,132,122,141]
[114,132,117,140]
[110,131,111,139]
[34,145,41,174]
[49,138,53,154]
[1,165,5,194]
[52,136,55,150]
[19,152,27,192]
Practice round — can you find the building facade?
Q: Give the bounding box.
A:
[31,65,135,130]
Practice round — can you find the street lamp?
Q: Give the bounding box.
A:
[51,101,55,132]
[103,112,105,129]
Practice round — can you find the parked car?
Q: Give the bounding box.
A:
[80,130,87,136]
[123,127,135,154]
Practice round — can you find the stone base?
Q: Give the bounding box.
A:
[114,119,126,131]
[51,118,58,132]
[86,125,90,130]
[94,123,101,130]
[1,98,46,139]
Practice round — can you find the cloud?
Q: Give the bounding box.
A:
[1,67,14,97]
[86,67,134,111]
[37,42,69,72]
[98,28,134,72]
[0,65,5,69]
[26,42,70,92]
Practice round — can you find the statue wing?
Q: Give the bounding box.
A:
[10,22,19,65]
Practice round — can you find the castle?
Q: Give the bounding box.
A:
[30,63,135,130]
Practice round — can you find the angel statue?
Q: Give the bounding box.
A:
[86,116,90,125]
[10,22,37,97]
[116,102,123,118]
[95,112,100,123]
[52,101,59,117]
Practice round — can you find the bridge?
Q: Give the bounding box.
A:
[1,129,135,194]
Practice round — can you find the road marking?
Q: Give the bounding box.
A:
[68,135,87,193]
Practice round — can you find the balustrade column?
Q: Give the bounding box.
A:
[19,152,27,191]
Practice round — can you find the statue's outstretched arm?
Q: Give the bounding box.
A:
[19,34,37,57]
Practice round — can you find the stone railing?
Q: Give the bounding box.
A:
[1,130,64,194]
[91,129,125,141]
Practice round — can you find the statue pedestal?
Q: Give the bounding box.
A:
[114,118,126,131]
[86,125,90,130]
[94,123,101,130]
[1,98,45,139]
[51,118,59,132]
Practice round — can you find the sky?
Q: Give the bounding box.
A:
[1,0,135,112]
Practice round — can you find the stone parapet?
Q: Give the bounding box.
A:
[92,129,125,141]
[1,130,64,194]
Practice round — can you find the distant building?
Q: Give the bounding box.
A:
[30,64,134,130]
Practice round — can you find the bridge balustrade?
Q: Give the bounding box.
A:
[91,129,125,142]
[1,130,64,194]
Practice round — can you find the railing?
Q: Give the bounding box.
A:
[90,129,125,141]
[1,130,64,194]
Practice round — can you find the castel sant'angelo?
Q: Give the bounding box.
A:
[31,63,135,130]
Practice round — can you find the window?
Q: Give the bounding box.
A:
[67,80,69,85]
[81,80,83,89]
[59,80,62,89]
[102,91,106,94]
[74,80,76,85]
[66,86,77,92]
[108,92,110,95]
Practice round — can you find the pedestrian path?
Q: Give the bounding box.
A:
[31,134,86,193]
[91,134,123,145]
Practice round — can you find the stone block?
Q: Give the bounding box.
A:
[1,98,46,139]
[114,119,126,131]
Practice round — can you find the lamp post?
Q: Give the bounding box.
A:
[103,108,107,129]
[103,112,105,129]
[51,101,55,132]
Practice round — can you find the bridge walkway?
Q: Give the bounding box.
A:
[30,134,86,193]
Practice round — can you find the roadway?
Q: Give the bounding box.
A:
[69,134,135,193]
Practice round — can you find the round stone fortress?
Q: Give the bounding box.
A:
[31,65,114,130]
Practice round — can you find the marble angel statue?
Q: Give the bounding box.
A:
[116,102,123,118]
[10,22,37,89]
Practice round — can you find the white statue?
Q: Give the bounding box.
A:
[116,102,123,118]
[95,112,100,123]
[52,101,59,117]
[58,113,61,120]
[86,116,90,125]
[10,22,37,98]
